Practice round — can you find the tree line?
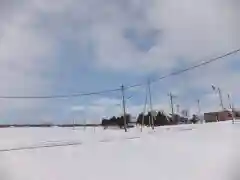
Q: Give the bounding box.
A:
[101,111,199,129]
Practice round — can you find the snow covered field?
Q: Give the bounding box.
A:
[0,121,239,180]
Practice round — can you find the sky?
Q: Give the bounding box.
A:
[0,0,239,124]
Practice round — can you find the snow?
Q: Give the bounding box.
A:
[0,122,239,180]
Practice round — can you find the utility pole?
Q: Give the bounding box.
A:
[218,87,224,111]
[141,87,148,132]
[212,85,225,115]
[197,99,202,123]
[232,103,235,124]
[121,85,127,132]
[197,99,201,115]
[169,93,178,123]
[147,79,154,130]
[227,94,235,124]
[169,93,175,120]
[227,94,232,109]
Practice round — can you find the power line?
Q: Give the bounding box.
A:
[127,48,240,88]
[0,88,121,99]
[0,48,239,99]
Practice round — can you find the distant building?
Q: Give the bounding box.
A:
[204,109,240,122]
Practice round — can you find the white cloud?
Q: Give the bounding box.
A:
[84,0,239,73]
[20,0,239,73]
[0,1,56,122]
[0,0,239,123]
[71,0,239,121]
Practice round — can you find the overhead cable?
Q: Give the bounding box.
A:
[0,48,239,99]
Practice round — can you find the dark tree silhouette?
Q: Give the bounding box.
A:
[101,114,131,129]
[136,111,171,127]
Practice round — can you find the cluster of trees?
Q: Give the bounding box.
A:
[101,114,131,129]
[101,111,200,129]
[135,111,199,126]
[136,111,170,126]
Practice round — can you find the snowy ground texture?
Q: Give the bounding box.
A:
[0,121,240,180]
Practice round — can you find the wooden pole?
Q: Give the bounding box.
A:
[218,88,224,111]
[141,87,148,132]
[169,93,174,122]
[147,79,154,130]
[197,99,201,114]
[197,99,202,124]
[121,85,127,132]
[228,94,235,124]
